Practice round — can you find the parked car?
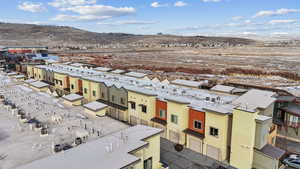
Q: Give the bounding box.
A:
[283,154,300,169]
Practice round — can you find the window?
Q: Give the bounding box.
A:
[143,157,152,169]
[159,109,166,118]
[71,84,74,89]
[101,92,105,98]
[142,105,147,113]
[92,90,96,97]
[194,120,202,130]
[210,127,219,137]
[60,81,62,85]
[121,98,125,104]
[171,114,178,124]
[84,88,87,94]
[131,102,136,109]
[112,95,115,102]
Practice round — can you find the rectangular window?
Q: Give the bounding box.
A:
[112,95,115,102]
[143,157,152,169]
[131,102,136,109]
[101,92,105,98]
[159,109,166,118]
[71,84,74,89]
[84,88,87,94]
[142,105,147,113]
[92,90,96,97]
[194,120,202,130]
[171,114,178,124]
[210,127,219,137]
[121,98,125,104]
[60,81,62,85]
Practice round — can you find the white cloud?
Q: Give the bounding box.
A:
[60,5,135,17]
[150,2,168,8]
[174,1,187,7]
[271,32,289,36]
[202,0,222,2]
[244,20,252,24]
[269,19,296,24]
[98,20,158,26]
[48,0,96,8]
[231,16,244,21]
[51,14,111,21]
[253,8,300,18]
[18,1,46,13]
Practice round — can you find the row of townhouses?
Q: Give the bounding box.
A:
[13,62,288,169]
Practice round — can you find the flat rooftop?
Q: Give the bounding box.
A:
[36,64,239,114]
[0,73,128,169]
[15,125,162,169]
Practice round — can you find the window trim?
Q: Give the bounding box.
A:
[193,120,202,130]
[209,127,219,137]
[171,114,178,124]
[159,109,166,118]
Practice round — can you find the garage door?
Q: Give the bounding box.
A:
[118,111,124,121]
[189,137,202,153]
[169,130,180,144]
[130,116,139,126]
[206,145,220,160]
[110,108,117,119]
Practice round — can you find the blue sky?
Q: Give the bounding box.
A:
[1,0,300,36]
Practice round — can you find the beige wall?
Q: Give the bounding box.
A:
[204,111,231,162]
[230,109,258,169]
[131,134,161,169]
[166,101,188,145]
[128,91,156,126]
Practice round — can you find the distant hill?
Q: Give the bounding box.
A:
[0,22,256,48]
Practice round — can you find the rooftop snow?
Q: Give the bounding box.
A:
[24,79,37,84]
[94,67,112,72]
[110,69,125,74]
[29,81,49,88]
[34,64,239,114]
[14,125,162,169]
[211,85,235,93]
[83,101,108,112]
[124,72,147,78]
[62,93,84,101]
[233,89,276,111]
[0,74,128,169]
[171,79,205,88]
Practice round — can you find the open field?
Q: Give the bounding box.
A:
[55,46,300,88]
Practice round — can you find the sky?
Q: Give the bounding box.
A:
[1,0,300,37]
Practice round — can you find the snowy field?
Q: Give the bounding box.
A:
[0,73,128,169]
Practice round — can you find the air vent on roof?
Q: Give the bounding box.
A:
[211,98,216,102]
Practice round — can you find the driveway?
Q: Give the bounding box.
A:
[160,138,236,169]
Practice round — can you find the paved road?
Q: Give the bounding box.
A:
[160,138,236,169]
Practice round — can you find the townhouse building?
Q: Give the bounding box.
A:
[19,63,285,169]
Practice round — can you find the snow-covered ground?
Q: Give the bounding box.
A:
[0,73,128,169]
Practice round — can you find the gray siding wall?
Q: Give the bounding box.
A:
[108,86,128,108]
[99,83,109,101]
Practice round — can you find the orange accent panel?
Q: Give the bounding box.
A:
[188,109,205,134]
[155,100,167,121]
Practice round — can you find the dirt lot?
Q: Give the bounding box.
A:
[54,46,300,87]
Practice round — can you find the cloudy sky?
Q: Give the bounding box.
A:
[1,0,300,36]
